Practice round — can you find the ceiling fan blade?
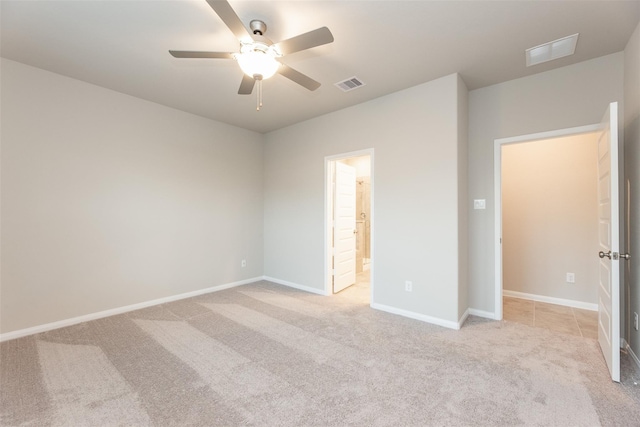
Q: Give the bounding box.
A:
[169,50,233,59]
[206,0,252,41]
[238,74,255,95]
[276,27,334,56]
[278,64,321,91]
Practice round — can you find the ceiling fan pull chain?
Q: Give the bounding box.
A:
[256,75,264,111]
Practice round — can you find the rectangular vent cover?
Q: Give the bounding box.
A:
[335,77,365,92]
[526,33,579,67]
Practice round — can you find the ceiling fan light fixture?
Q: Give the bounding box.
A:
[235,44,280,79]
[169,2,333,110]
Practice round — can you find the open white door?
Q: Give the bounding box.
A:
[596,102,620,383]
[333,162,356,293]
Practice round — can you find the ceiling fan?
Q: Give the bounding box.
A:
[169,0,334,110]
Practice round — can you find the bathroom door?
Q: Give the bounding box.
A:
[333,162,356,293]
[596,102,620,383]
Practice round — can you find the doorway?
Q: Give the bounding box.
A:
[325,149,373,303]
[493,124,601,319]
[494,102,622,382]
[499,131,600,338]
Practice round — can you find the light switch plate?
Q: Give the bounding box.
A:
[473,199,486,210]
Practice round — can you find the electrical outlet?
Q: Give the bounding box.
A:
[241,259,246,268]
[566,273,575,283]
[634,312,639,331]
[405,281,413,292]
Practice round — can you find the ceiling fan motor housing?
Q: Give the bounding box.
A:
[250,20,267,35]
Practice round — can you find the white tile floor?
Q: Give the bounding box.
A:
[335,270,370,304]
[503,296,598,339]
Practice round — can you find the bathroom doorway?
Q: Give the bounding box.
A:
[325,149,373,304]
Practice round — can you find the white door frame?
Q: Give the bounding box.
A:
[324,148,374,303]
[493,124,600,320]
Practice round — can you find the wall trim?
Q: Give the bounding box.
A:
[622,339,640,371]
[469,308,498,320]
[458,308,470,327]
[0,276,262,343]
[371,302,461,330]
[263,276,329,296]
[503,290,598,311]
[265,276,464,330]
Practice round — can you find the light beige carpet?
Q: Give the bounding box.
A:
[2,280,639,426]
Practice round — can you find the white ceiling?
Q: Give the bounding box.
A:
[2,1,639,133]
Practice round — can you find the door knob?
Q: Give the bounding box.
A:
[599,251,631,260]
[599,251,612,259]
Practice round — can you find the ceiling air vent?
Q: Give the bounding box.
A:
[526,33,579,67]
[335,77,365,92]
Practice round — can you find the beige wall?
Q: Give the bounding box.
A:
[623,22,640,359]
[502,134,599,304]
[264,74,468,325]
[457,75,469,319]
[0,59,265,334]
[468,53,624,314]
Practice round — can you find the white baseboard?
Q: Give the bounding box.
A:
[503,290,597,311]
[261,277,463,329]
[458,308,470,327]
[622,338,640,370]
[262,276,329,296]
[371,303,460,330]
[468,308,497,320]
[0,276,262,343]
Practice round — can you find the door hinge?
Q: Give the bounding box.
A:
[612,252,619,260]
